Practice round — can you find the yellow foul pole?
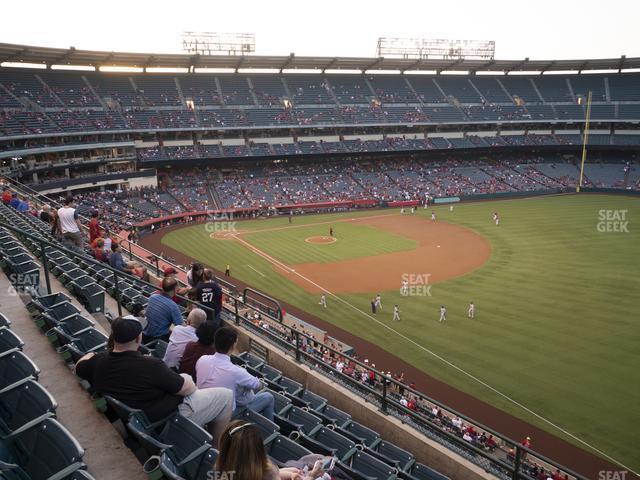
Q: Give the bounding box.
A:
[577,90,592,193]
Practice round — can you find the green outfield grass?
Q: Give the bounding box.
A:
[161,194,640,471]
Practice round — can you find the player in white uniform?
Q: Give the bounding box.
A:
[431,211,436,221]
[400,207,405,214]
[449,204,454,212]
[410,206,415,214]
[468,301,475,319]
[374,294,383,310]
[439,305,447,322]
[319,294,327,308]
[401,280,409,296]
[393,305,401,321]
[495,215,500,226]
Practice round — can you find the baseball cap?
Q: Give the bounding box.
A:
[111,317,143,343]
[163,267,177,276]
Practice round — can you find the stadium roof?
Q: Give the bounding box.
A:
[1,42,639,74]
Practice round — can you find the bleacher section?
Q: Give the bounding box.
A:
[0,70,639,145]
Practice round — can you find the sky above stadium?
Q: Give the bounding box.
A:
[2,0,639,60]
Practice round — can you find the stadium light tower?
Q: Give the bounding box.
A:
[376,37,495,60]
[181,32,256,56]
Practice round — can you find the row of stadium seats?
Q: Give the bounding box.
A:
[0,312,94,480]
[132,134,640,162]
[1,70,639,108]
[2,103,640,137]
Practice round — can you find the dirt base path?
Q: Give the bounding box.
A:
[287,214,491,294]
[141,222,619,478]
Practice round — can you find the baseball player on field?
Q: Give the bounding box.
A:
[439,305,447,322]
[393,305,401,321]
[319,294,327,308]
[374,294,383,310]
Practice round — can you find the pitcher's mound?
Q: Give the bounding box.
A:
[305,236,337,244]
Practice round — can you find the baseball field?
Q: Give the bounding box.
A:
[152,194,639,473]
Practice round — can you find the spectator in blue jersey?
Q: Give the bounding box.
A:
[196,269,223,326]
[17,197,29,213]
[9,193,20,209]
[143,277,184,343]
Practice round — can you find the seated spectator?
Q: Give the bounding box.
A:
[109,242,135,274]
[17,197,29,213]
[215,420,326,480]
[163,308,207,369]
[1,188,11,204]
[196,326,275,421]
[143,277,184,343]
[179,321,217,382]
[162,267,190,302]
[75,316,233,446]
[9,193,20,209]
[93,238,108,262]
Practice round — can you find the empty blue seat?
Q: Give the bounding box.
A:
[233,408,279,443]
[0,328,23,357]
[160,446,218,480]
[400,462,450,480]
[0,379,57,437]
[265,434,313,468]
[367,440,415,470]
[337,420,380,447]
[0,352,39,394]
[297,426,357,459]
[339,450,396,480]
[315,404,351,426]
[0,418,85,480]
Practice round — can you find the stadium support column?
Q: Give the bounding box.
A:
[577,90,592,193]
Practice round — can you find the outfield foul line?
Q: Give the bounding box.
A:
[246,265,266,277]
[232,234,637,476]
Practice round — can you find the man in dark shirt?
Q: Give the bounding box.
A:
[196,269,223,326]
[75,316,232,446]
[39,204,53,224]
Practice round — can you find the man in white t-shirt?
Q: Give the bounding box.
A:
[57,197,83,246]
[163,308,207,369]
